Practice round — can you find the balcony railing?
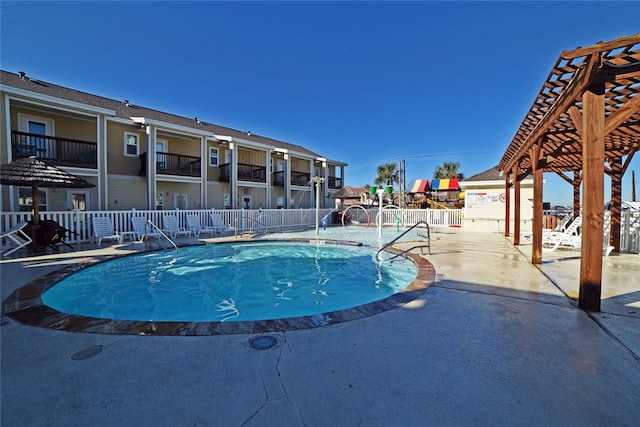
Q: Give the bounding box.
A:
[328,176,343,189]
[11,131,97,168]
[272,170,311,186]
[139,152,201,177]
[272,170,285,186]
[219,163,266,183]
[292,171,311,186]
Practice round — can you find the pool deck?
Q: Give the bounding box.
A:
[1,228,639,426]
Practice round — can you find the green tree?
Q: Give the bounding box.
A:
[374,162,401,187]
[433,161,464,179]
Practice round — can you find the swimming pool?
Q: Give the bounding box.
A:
[4,225,435,335]
[41,241,418,322]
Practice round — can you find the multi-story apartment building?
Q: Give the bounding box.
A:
[0,70,346,214]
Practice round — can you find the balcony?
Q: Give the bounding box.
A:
[139,152,201,177]
[292,171,311,186]
[328,176,343,189]
[11,131,97,168]
[219,163,266,183]
[272,170,311,186]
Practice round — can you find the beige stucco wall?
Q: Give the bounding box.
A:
[106,175,148,210]
[156,182,201,210]
[106,122,145,176]
[10,106,97,142]
[291,157,310,172]
[207,182,230,209]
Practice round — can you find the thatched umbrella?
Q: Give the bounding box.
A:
[0,156,95,225]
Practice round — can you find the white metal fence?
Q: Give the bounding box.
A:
[0,207,463,245]
[620,210,640,253]
[2,208,637,253]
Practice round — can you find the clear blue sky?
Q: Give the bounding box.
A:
[2,1,639,206]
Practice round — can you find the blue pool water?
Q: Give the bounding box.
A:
[42,241,417,322]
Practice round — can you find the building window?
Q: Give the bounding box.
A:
[124,132,139,157]
[17,187,47,212]
[209,147,219,166]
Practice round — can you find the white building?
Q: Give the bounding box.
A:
[459,166,535,233]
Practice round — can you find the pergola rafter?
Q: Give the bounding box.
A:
[499,34,640,311]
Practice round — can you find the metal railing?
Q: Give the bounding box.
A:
[272,170,311,186]
[328,176,342,189]
[144,220,178,250]
[376,221,431,261]
[235,216,271,238]
[11,131,97,168]
[139,152,201,177]
[219,163,267,183]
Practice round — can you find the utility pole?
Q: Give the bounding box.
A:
[632,170,637,201]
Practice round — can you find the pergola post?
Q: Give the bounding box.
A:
[513,172,521,245]
[579,83,605,311]
[529,142,544,264]
[504,173,511,238]
[608,157,622,253]
[573,171,581,219]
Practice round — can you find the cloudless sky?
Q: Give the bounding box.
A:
[2,1,639,205]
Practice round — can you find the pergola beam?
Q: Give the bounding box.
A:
[501,53,600,174]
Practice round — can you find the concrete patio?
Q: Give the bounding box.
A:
[1,229,639,426]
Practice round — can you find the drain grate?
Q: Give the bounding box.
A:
[249,335,278,350]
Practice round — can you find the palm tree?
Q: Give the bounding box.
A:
[433,161,464,179]
[374,162,400,187]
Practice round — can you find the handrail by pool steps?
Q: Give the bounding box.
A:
[144,220,178,250]
[236,216,270,238]
[375,221,431,261]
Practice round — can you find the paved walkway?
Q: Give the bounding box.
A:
[1,229,639,426]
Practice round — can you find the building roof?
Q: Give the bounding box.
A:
[0,70,338,162]
[462,166,503,182]
[329,186,367,199]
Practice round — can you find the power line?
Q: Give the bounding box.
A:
[348,150,501,170]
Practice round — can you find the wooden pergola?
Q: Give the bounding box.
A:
[499,34,640,311]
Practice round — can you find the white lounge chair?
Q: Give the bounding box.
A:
[542,216,582,252]
[542,215,614,256]
[92,217,123,247]
[131,216,162,241]
[1,221,32,257]
[162,214,192,238]
[186,214,216,237]
[210,213,232,235]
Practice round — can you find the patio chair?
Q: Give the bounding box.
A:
[551,213,574,233]
[210,213,233,235]
[162,214,192,239]
[92,216,123,247]
[131,216,162,241]
[40,220,77,251]
[186,214,216,237]
[542,215,613,255]
[1,221,32,257]
[542,216,582,251]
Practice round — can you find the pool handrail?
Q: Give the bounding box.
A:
[236,216,270,238]
[145,220,178,250]
[375,220,431,261]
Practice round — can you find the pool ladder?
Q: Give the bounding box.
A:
[375,221,431,262]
